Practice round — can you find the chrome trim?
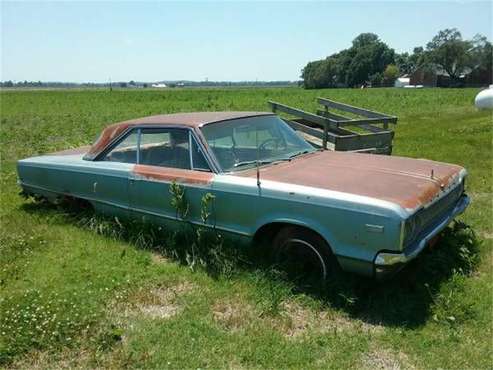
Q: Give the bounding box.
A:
[188,131,193,169]
[375,194,470,266]
[365,224,384,233]
[136,128,141,164]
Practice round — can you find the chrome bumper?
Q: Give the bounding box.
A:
[374,194,470,274]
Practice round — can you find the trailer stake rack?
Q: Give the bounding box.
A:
[268,98,397,155]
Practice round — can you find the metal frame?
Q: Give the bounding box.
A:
[268,98,397,155]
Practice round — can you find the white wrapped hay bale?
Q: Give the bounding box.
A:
[474,85,493,109]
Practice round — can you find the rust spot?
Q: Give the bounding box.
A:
[85,123,131,159]
[133,165,214,185]
[237,150,463,210]
[84,112,272,160]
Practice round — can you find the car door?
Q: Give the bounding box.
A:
[89,129,139,217]
[129,127,214,228]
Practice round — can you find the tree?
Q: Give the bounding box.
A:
[300,28,491,89]
[301,58,339,89]
[470,34,492,74]
[408,47,428,72]
[369,72,383,87]
[301,60,324,89]
[343,33,395,87]
[426,28,472,83]
[120,82,127,88]
[301,33,395,88]
[383,64,400,86]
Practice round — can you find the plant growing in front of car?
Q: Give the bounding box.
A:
[169,181,236,277]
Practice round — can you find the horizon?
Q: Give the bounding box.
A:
[2,1,492,83]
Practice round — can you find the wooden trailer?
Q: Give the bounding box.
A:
[268,98,397,155]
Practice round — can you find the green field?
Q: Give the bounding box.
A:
[1,87,492,369]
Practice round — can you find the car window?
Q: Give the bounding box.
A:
[139,128,191,169]
[103,130,139,164]
[191,137,211,172]
[201,115,316,172]
[233,124,276,149]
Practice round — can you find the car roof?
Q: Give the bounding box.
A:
[84,111,274,160]
[117,111,273,128]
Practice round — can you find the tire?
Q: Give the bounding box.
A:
[272,226,337,287]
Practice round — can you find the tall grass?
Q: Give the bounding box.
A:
[0,87,491,368]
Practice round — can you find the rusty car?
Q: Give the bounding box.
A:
[17,112,470,280]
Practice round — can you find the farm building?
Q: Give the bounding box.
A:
[410,67,450,87]
[151,83,167,88]
[410,65,492,88]
[394,76,410,88]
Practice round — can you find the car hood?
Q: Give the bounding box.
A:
[238,150,465,211]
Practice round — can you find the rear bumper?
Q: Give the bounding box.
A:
[373,193,470,280]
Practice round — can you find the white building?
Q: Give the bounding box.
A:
[394,77,410,88]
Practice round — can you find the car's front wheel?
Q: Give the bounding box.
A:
[272,226,337,287]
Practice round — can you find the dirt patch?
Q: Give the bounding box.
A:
[360,348,415,370]
[9,348,92,370]
[150,252,170,264]
[212,296,256,332]
[469,192,493,202]
[479,231,493,240]
[278,300,384,338]
[117,281,196,321]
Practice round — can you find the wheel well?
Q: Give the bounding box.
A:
[61,195,94,211]
[253,222,331,251]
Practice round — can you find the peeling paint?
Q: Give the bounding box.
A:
[133,165,214,185]
[236,150,464,211]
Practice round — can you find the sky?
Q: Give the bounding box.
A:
[1,1,492,82]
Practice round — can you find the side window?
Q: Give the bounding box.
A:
[139,128,191,170]
[103,130,139,164]
[191,138,211,172]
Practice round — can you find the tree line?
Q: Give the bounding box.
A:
[301,28,492,89]
[0,80,298,89]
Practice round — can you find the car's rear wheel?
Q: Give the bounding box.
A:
[272,226,336,287]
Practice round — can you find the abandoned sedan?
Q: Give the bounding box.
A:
[17,112,470,280]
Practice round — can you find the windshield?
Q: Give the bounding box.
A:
[201,115,316,172]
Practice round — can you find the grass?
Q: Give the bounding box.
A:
[1,87,492,369]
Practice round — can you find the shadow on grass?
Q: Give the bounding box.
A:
[21,199,481,329]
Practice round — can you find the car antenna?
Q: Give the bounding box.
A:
[256,123,261,187]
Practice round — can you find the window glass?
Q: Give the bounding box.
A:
[191,138,211,172]
[103,130,139,164]
[139,128,191,170]
[140,131,170,146]
[201,115,315,172]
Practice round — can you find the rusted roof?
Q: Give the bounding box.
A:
[85,111,272,160]
[116,111,273,127]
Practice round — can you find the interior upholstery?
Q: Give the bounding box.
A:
[104,144,190,169]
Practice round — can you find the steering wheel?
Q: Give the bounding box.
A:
[259,138,281,151]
